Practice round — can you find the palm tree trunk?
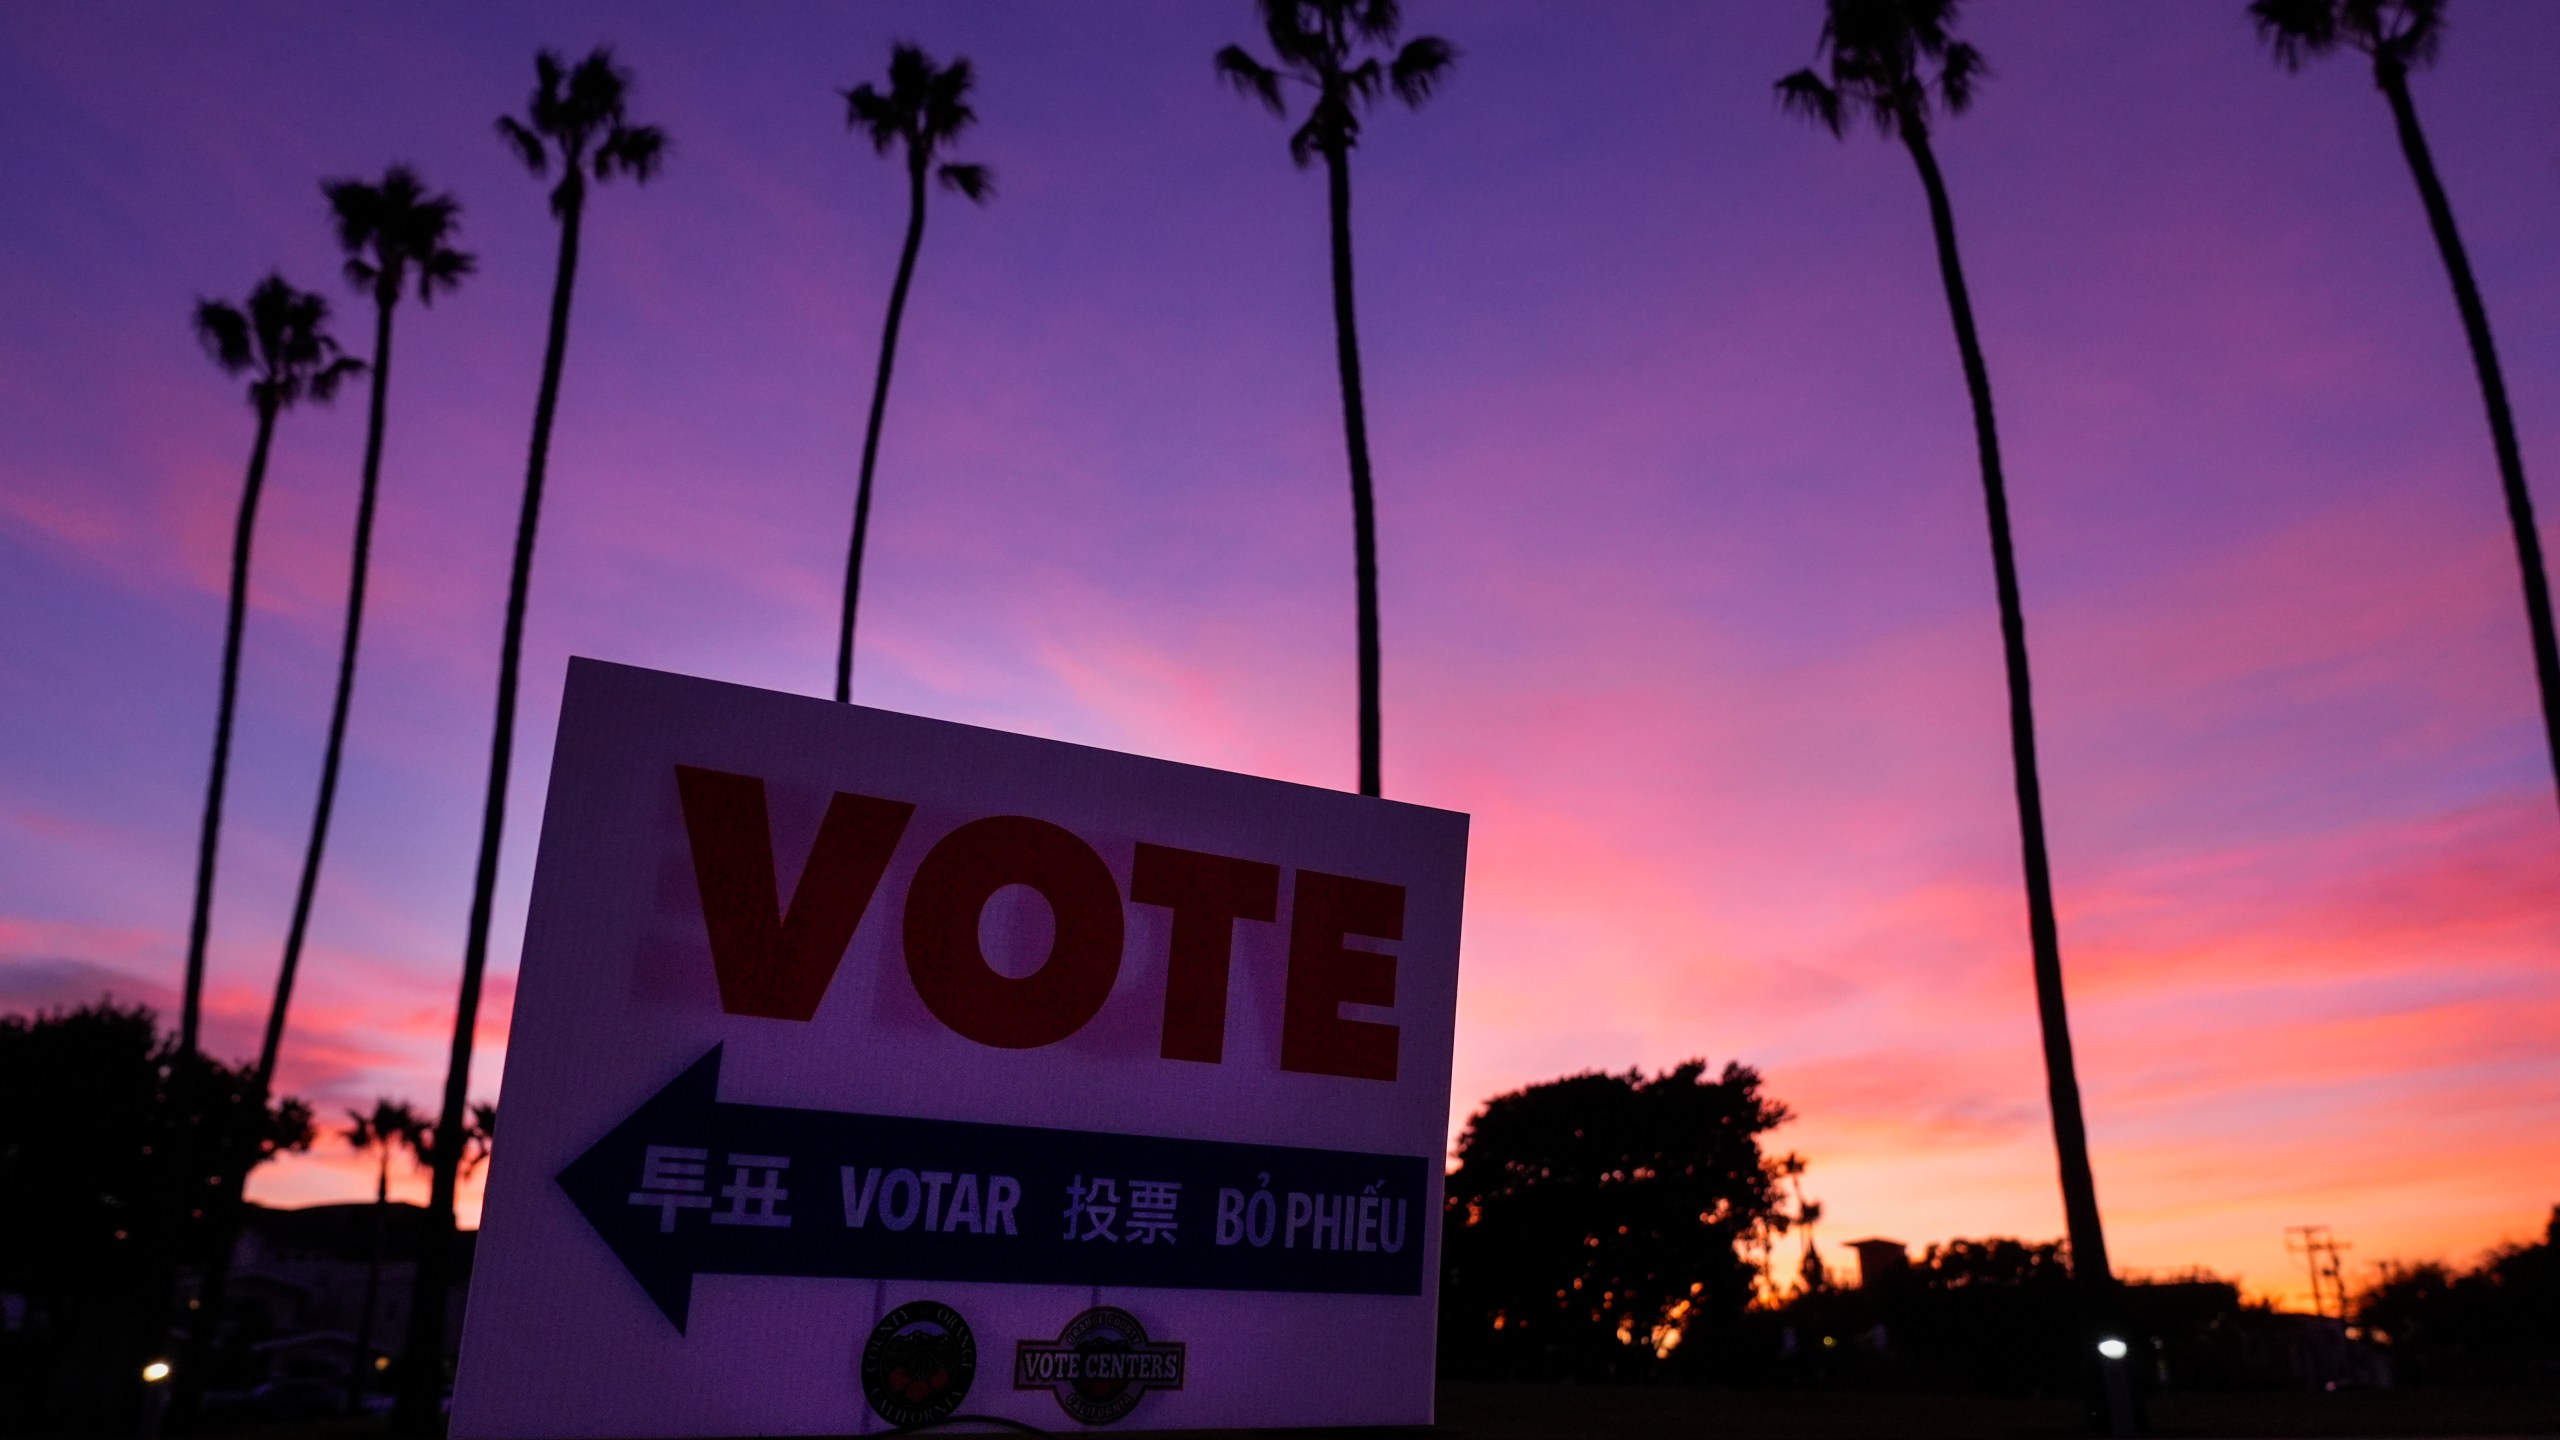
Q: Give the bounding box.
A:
[353,1152,388,1414]
[2377,62,2560,814]
[179,394,280,1057]
[259,293,397,1094]
[397,188,585,1435]
[1901,122,2131,1432]
[837,160,930,704]
[1323,143,1384,799]
[168,396,280,1424]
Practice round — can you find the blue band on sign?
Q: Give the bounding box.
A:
[557,1046,1432,1329]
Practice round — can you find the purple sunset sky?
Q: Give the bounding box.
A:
[3,1,2556,1305]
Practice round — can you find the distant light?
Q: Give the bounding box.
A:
[142,1361,172,1384]
[2096,1337,2130,1361]
[374,1356,392,1372]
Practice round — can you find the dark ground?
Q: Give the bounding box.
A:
[1421,1382,2560,1438]
[102,1384,2560,1439]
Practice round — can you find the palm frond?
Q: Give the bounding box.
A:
[534,49,567,107]
[529,49,571,140]
[416,248,475,305]
[937,161,993,204]
[844,82,902,154]
[923,54,979,148]
[1352,0,1404,45]
[1783,0,1982,138]
[204,273,358,410]
[193,299,253,375]
[321,177,375,257]
[1388,35,1456,106]
[2250,0,2342,68]
[1288,114,1327,168]
[308,353,365,404]
[1228,0,1451,163]
[1343,56,1385,106]
[496,115,548,174]
[1937,40,1985,114]
[502,46,660,213]
[1259,0,1321,69]
[597,123,669,183]
[846,43,977,178]
[1215,45,1289,115]
[886,40,933,102]
[1775,69,1846,138]
[564,47,630,135]
[2378,0,2446,68]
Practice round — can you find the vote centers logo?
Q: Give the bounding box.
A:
[1013,1306,1187,1425]
[860,1301,977,1428]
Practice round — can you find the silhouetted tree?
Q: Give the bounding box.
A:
[2251,0,2560,819]
[1776,1235,2090,1394]
[1216,0,1455,798]
[401,49,664,1432]
[0,1002,310,1429]
[179,277,361,1061]
[344,1100,428,1411]
[2359,1207,2559,1385]
[1440,1061,1795,1380]
[834,43,992,704]
[1777,12,2128,1428]
[265,167,473,1094]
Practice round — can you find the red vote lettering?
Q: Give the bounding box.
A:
[675,765,915,1021]
[1129,842,1281,1064]
[904,816,1124,1049]
[1280,870,1404,1081]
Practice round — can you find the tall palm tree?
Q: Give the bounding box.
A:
[2251,0,2560,816]
[1216,0,1454,798]
[833,43,992,704]
[344,1099,428,1412]
[398,49,664,1431]
[1777,4,2130,1431]
[180,276,361,1060]
[263,167,473,1097]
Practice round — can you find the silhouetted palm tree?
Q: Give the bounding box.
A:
[1217,0,1454,798]
[399,49,664,1431]
[833,43,992,704]
[466,1099,498,1176]
[170,283,359,1426]
[344,1099,427,1411]
[1777,5,2129,1430]
[180,277,360,1060]
[2252,0,2560,816]
[263,167,473,1098]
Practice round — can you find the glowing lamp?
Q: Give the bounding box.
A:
[2095,1337,2129,1360]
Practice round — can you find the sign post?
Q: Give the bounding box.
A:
[453,660,1468,1434]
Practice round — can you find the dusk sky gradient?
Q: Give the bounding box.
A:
[4,1,2556,1311]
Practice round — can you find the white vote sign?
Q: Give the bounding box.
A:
[454,660,1469,1435]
